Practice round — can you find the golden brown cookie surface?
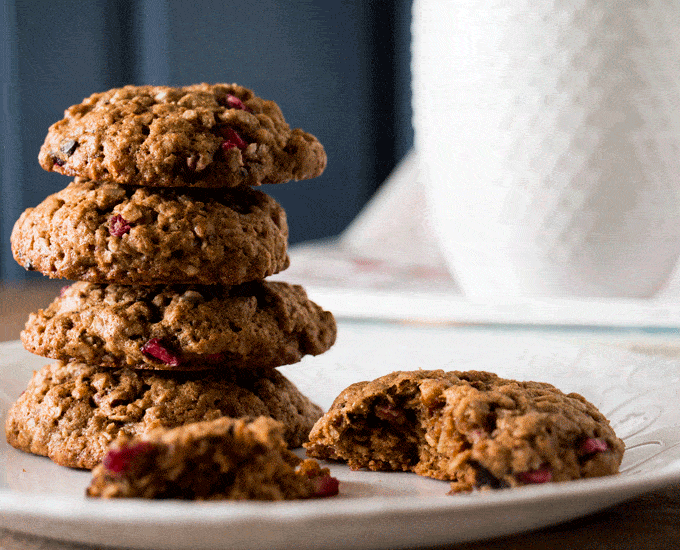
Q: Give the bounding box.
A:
[21,280,337,371]
[5,362,323,469]
[39,83,326,187]
[11,178,289,285]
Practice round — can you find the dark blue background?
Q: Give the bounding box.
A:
[0,0,413,281]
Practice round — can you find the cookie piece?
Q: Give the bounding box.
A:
[5,362,323,469]
[38,83,326,188]
[86,416,339,500]
[21,280,336,371]
[11,178,289,285]
[305,370,624,492]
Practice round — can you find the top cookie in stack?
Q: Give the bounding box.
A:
[38,83,327,189]
[6,84,336,469]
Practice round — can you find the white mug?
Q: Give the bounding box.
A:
[413,0,680,298]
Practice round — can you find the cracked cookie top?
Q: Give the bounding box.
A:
[11,178,289,285]
[39,83,327,188]
[5,362,323,469]
[21,280,337,372]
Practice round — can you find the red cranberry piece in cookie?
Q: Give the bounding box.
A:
[219,128,248,151]
[310,473,340,497]
[297,460,340,498]
[579,438,609,456]
[103,442,156,476]
[109,214,131,237]
[141,338,181,367]
[516,466,553,485]
[226,94,250,112]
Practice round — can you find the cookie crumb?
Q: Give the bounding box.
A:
[87,417,339,500]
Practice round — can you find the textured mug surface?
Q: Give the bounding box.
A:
[413,0,680,297]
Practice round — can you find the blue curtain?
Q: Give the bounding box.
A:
[0,0,412,282]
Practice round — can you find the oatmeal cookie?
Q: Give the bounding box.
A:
[5,362,323,469]
[86,416,339,500]
[11,178,289,285]
[21,280,336,371]
[305,370,624,492]
[39,83,326,188]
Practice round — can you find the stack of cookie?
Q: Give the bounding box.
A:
[6,83,337,469]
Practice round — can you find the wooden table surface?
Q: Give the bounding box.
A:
[1,282,679,550]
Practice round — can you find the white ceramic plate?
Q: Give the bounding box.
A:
[1,323,680,550]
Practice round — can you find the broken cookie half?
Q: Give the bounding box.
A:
[87,416,339,500]
[304,370,624,493]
